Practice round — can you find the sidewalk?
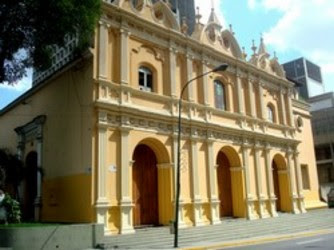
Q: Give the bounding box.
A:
[98,209,334,249]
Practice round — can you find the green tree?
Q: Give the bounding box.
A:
[0,0,101,84]
[0,149,24,199]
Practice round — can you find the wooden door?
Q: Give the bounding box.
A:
[24,151,38,221]
[217,152,233,217]
[133,144,159,227]
[272,161,281,211]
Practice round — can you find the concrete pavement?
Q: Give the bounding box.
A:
[98,208,334,249]
[224,231,334,250]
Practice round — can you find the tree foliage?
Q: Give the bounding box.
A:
[0,149,24,198]
[0,0,101,84]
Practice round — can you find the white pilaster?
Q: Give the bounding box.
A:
[294,151,306,213]
[35,129,43,222]
[96,122,110,233]
[119,127,135,234]
[98,21,109,80]
[241,144,257,220]
[16,134,25,161]
[172,134,178,197]
[176,200,188,229]
[286,89,294,126]
[202,61,210,106]
[279,89,287,125]
[258,81,265,120]
[169,47,177,97]
[120,29,130,85]
[186,54,194,102]
[96,125,109,204]
[248,79,256,118]
[286,150,299,214]
[264,146,278,217]
[236,72,245,115]
[206,138,221,224]
[254,143,268,218]
[190,137,205,226]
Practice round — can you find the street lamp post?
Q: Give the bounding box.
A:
[173,63,228,248]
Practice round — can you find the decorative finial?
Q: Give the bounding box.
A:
[195,6,202,24]
[229,24,235,36]
[242,46,247,60]
[251,39,257,55]
[258,33,269,57]
[181,16,189,35]
[273,51,278,60]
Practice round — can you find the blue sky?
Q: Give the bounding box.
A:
[1,0,333,109]
[196,0,334,90]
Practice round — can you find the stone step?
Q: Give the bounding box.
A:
[99,209,334,249]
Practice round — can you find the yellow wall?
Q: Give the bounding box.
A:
[294,104,324,209]
[42,174,93,222]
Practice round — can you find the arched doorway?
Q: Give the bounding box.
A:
[24,151,38,221]
[217,151,233,217]
[216,146,245,218]
[132,144,159,227]
[272,154,290,212]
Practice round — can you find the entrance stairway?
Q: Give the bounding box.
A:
[98,209,334,249]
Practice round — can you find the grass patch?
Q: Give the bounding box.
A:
[0,223,59,228]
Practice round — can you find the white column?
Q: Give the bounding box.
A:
[248,79,256,118]
[241,144,257,220]
[286,150,299,214]
[169,47,177,97]
[98,21,109,80]
[264,146,278,217]
[202,61,210,106]
[236,72,245,115]
[294,151,306,213]
[279,89,287,125]
[254,144,268,218]
[206,139,220,224]
[120,29,130,85]
[190,137,205,226]
[119,127,135,234]
[186,54,194,101]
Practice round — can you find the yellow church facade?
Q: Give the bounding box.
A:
[0,0,325,235]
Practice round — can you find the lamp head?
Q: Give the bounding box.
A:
[212,63,229,72]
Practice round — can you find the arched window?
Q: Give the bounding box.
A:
[139,66,153,92]
[214,80,226,110]
[267,105,274,122]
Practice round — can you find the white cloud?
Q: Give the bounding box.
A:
[0,69,32,92]
[247,0,257,9]
[257,0,334,88]
[194,0,227,28]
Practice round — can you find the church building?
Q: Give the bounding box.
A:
[0,0,325,234]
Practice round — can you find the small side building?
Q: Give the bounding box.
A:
[309,93,334,198]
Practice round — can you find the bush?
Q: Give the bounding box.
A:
[0,194,21,224]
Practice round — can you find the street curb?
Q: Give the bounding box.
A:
[182,229,334,250]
